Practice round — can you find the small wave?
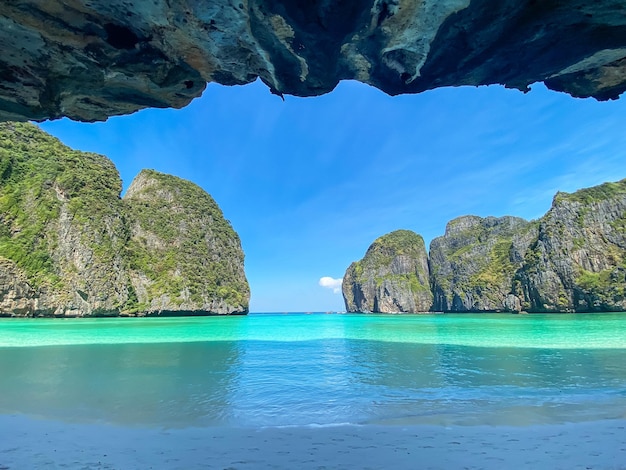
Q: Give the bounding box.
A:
[259,422,362,430]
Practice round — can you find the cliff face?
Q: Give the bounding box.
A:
[0,258,39,316]
[429,216,537,312]
[517,180,626,312]
[342,230,432,313]
[124,170,249,315]
[343,179,626,314]
[0,122,129,316]
[0,123,249,316]
[1,1,626,122]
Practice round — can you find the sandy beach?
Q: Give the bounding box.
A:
[1,415,625,469]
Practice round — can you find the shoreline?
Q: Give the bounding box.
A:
[2,415,625,469]
[1,310,626,320]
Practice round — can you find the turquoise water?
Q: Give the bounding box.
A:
[1,313,626,428]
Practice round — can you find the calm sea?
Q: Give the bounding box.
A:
[1,313,626,428]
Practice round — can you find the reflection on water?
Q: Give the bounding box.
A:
[0,314,626,427]
[0,341,242,427]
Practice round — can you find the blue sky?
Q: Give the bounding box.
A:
[39,80,626,312]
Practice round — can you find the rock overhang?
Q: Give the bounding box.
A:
[1,0,625,122]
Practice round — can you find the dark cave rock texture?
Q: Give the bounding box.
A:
[2,1,626,122]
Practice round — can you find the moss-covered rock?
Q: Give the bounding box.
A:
[429,216,537,312]
[0,123,249,316]
[517,179,626,312]
[0,122,129,316]
[124,170,249,315]
[342,230,432,313]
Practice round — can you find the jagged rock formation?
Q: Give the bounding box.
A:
[1,1,626,122]
[517,180,626,312]
[430,216,537,312]
[342,230,432,313]
[0,122,249,316]
[124,170,249,315]
[343,179,626,313]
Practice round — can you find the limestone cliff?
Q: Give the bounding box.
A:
[517,180,626,312]
[124,170,249,315]
[0,123,249,316]
[344,179,626,314]
[342,230,432,313]
[1,1,626,122]
[429,216,537,312]
[0,122,130,316]
[0,258,39,317]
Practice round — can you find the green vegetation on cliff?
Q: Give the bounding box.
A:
[520,178,626,312]
[577,268,626,304]
[0,123,249,316]
[354,230,429,286]
[124,170,249,312]
[367,230,427,256]
[349,178,625,314]
[553,179,626,205]
[429,216,536,312]
[343,230,432,313]
[0,122,125,290]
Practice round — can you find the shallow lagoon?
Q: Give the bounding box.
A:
[1,313,625,428]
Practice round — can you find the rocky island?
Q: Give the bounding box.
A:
[0,122,249,317]
[124,169,249,315]
[342,230,432,313]
[343,179,626,313]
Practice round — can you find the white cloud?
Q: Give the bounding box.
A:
[319,276,343,294]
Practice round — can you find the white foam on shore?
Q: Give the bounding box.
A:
[1,414,625,469]
[261,421,361,430]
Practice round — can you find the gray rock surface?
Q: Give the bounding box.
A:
[517,180,626,312]
[0,258,38,316]
[1,1,626,122]
[342,230,432,313]
[345,179,626,314]
[429,216,537,312]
